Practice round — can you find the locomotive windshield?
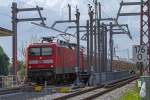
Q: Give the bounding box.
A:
[29,47,52,56]
[42,47,52,56]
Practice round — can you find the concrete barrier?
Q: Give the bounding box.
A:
[89,71,131,85]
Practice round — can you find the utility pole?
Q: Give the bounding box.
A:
[94,25,97,71]
[97,19,101,72]
[94,0,98,72]
[98,2,101,20]
[101,23,106,72]
[12,2,46,78]
[12,3,17,76]
[68,4,71,21]
[104,24,107,71]
[75,8,80,85]
[109,23,113,71]
[87,20,90,69]
[109,22,113,72]
[89,5,94,72]
[97,2,102,73]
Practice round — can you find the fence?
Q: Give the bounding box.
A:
[0,75,17,89]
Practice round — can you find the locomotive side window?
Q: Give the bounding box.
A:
[42,47,52,56]
[29,48,41,56]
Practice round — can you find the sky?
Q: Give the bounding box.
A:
[0,0,141,61]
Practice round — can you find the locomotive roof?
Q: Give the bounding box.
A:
[30,42,56,46]
[29,42,60,47]
[28,42,76,49]
[0,27,13,36]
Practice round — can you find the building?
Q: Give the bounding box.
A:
[0,27,13,36]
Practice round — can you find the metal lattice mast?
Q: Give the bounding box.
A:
[141,0,150,74]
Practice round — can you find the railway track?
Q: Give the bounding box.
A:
[0,85,33,96]
[0,75,138,99]
[0,88,22,96]
[54,75,138,100]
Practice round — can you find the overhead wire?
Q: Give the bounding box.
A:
[30,0,76,40]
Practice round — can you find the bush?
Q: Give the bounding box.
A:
[0,46,10,75]
[120,86,140,100]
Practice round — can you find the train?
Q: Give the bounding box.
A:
[26,38,135,84]
[26,39,88,84]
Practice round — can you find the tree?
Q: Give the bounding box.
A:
[17,35,38,81]
[19,35,38,60]
[17,61,26,81]
[0,46,10,75]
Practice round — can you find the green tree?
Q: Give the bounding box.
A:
[18,61,26,81]
[0,46,10,75]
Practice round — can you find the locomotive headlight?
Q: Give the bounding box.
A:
[50,65,54,68]
[39,57,42,60]
[28,66,31,69]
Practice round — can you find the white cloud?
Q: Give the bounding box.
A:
[26,0,60,8]
[24,0,81,18]
[25,0,79,10]
[0,0,12,7]
[0,0,142,59]
[69,0,80,8]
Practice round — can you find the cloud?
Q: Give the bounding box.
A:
[25,0,79,11]
[26,0,60,8]
[0,0,13,7]
[0,0,142,59]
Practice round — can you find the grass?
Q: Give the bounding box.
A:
[120,84,141,100]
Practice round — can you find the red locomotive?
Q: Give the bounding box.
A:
[26,38,135,84]
[26,38,87,83]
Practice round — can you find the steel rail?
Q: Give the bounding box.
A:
[83,75,138,100]
[0,85,33,96]
[0,88,22,95]
[53,85,104,100]
[54,75,138,100]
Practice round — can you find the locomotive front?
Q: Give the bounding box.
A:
[26,43,55,83]
[26,40,88,84]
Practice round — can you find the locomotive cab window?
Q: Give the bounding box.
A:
[29,48,41,56]
[42,47,52,56]
[29,47,52,56]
